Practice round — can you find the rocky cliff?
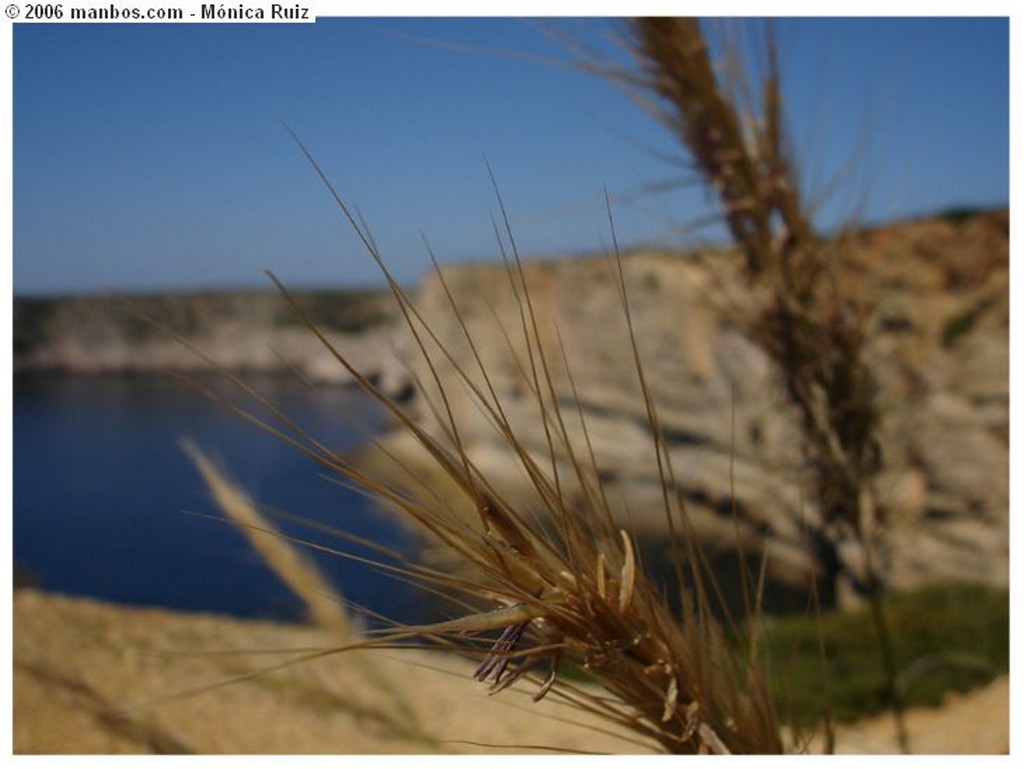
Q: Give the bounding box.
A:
[13,289,411,396]
[15,212,1008,606]
[369,210,1008,605]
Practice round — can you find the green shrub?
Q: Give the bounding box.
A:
[937,206,985,227]
[759,583,1008,726]
[942,297,996,347]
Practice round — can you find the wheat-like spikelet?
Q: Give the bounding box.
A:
[167,116,786,751]
[582,17,903,750]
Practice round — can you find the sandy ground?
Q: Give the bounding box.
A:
[12,588,1009,755]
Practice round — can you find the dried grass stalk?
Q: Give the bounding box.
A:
[185,126,788,750]
[611,18,883,586]
[594,17,903,750]
[182,439,353,639]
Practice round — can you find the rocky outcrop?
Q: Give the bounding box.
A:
[371,211,1008,605]
[15,214,1007,607]
[13,290,413,398]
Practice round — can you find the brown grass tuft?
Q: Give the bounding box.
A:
[180,123,788,750]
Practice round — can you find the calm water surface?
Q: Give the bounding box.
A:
[13,373,431,625]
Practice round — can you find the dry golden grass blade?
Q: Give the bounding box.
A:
[182,439,352,638]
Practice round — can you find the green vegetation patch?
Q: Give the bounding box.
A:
[942,296,997,347]
[286,289,396,334]
[13,297,60,357]
[13,289,397,359]
[759,583,1008,727]
[937,206,986,227]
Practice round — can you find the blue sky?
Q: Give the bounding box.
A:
[12,16,1010,295]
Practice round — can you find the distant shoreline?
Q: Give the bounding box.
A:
[12,288,414,396]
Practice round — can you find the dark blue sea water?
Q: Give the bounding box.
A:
[13,373,431,626]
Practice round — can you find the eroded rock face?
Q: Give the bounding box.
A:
[381,212,1008,606]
